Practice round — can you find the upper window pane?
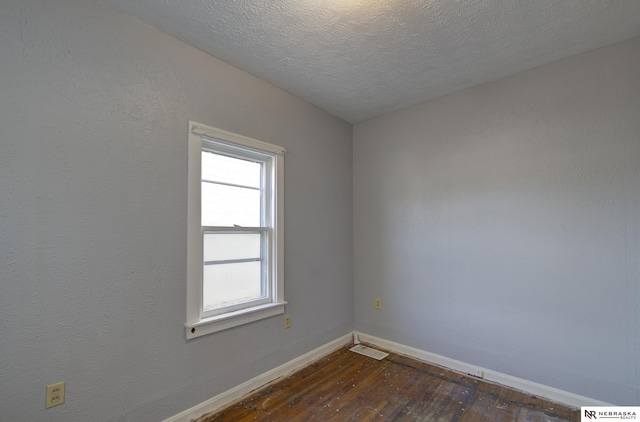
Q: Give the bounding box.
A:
[202,151,261,189]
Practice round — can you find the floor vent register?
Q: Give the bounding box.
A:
[349,344,389,360]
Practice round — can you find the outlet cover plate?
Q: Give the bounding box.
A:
[46,382,65,409]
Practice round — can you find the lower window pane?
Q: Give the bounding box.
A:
[203,232,261,262]
[202,261,264,311]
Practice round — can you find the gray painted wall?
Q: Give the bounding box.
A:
[2,0,638,417]
[0,0,353,420]
[354,37,640,405]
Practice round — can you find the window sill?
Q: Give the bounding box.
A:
[185,301,287,339]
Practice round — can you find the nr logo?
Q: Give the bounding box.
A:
[584,409,597,419]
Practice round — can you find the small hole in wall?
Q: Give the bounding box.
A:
[191,328,196,334]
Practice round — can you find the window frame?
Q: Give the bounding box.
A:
[186,121,286,339]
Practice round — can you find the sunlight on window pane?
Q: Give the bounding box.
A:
[202,151,261,188]
[202,183,261,227]
[203,261,263,310]
[203,232,261,262]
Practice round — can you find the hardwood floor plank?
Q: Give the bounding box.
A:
[196,345,579,421]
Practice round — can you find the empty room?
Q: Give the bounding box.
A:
[1,0,639,421]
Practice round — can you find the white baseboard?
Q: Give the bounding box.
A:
[355,331,611,408]
[163,333,353,422]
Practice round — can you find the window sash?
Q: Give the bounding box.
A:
[201,146,267,228]
[201,227,271,317]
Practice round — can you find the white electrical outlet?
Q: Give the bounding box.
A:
[46,381,65,409]
[284,314,291,329]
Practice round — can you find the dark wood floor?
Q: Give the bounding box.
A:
[195,344,579,421]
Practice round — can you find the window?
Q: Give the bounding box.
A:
[186,121,285,339]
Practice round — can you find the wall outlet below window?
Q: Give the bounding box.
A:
[284,314,291,329]
[375,298,382,310]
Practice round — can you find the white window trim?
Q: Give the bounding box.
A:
[186,121,286,339]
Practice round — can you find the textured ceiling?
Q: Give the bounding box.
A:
[98,0,640,123]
